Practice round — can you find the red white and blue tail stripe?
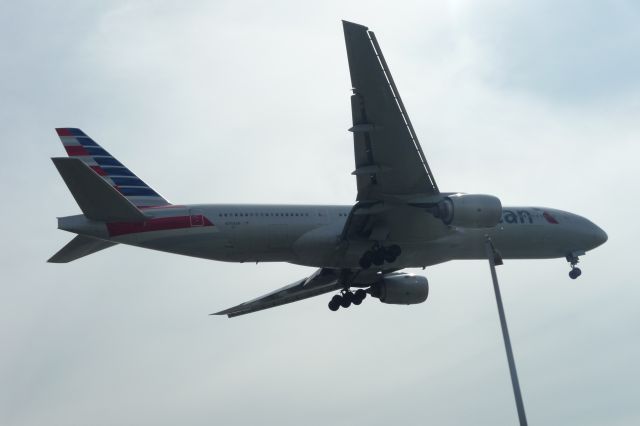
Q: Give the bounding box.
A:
[55,128,170,208]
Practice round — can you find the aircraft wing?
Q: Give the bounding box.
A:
[343,21,439,202]
[212,268,343,318]
[338,22,445,247]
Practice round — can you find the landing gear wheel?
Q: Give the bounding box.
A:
[569,268,582,279]
[359,251,373,269]
[388,245,401,258]
[328,295,342,311]
[352,289,366,305]
[566,252,583,279]
[372,250,385,266]
[383,247,397,263]
[340,291,353,308]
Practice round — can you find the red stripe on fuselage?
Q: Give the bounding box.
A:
[107,215,213,237]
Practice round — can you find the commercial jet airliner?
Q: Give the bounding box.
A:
[49,21,607,317]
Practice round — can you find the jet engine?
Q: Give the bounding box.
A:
[370,274,429,305]
[435,193,502,228]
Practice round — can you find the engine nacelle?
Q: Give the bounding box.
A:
[370,274,429,305]
[436,193,502,228]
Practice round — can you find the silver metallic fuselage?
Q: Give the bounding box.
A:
[59,204,608,269]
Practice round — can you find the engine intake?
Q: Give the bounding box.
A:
[370,274,429,305]
[436,193,502,228]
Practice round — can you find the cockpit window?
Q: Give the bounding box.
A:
[543,211,559,224]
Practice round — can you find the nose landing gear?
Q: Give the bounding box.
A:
[569,267,582,279]
[327,289,367,311]
[358,244,401,269]
[566,252,583,279]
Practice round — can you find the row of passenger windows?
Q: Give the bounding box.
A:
[217,212,349,218]
[219,212,310,218]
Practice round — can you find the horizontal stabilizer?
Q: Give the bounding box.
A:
[48,235,117,263]
[52,157,148,222]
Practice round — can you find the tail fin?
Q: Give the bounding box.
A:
[48,235,117,263]
[52,157,148,222]
[55,128,170,208]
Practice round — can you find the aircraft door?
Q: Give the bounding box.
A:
[189,209,205,227]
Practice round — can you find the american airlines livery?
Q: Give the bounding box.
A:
[49,21,607,317]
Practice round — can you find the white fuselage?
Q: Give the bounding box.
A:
[59,204,608,270]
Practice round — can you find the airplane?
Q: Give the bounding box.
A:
[49,21,607,317]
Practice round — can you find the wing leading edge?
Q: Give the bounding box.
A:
[212,269,343,318]
[343,20,439,202]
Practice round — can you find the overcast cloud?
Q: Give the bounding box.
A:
[1,1,638,425]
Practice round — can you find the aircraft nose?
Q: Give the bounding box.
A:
[584,220,608,249]
[593,225,608,247]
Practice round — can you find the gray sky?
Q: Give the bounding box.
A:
[1,1,638,425]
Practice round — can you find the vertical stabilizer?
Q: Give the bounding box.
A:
[55,128,170,208]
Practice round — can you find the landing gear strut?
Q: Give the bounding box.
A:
[328,289,367,311]
[359,244,401,269]
[566,253,583,280]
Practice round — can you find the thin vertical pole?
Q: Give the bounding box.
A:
[484,240,528,426]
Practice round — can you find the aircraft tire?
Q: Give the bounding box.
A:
[372,250,385,266]
[359,251,373,269]
[388,245,402,257]
[384,251,397,263]
[569,268,582,279]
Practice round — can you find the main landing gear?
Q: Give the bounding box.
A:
[566,253,582,280]
[359,244,401,269]
[328,289,367,311]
